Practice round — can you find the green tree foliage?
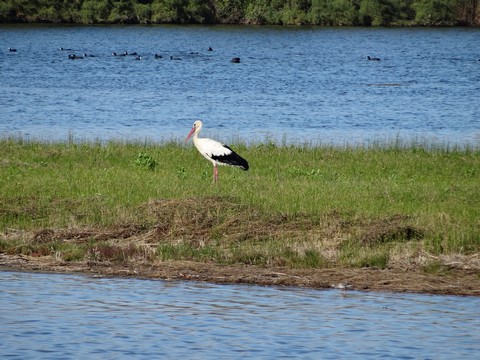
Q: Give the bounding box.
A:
[81,0,113,24]
[412,0,456,25]
[185,0,215,23]
[0,0,38,22]
[134,2,152,23]
[150,0,214,23]
[108,0,136,22]
[326,0,358,25]
[151,0,179,23]
[213,0,246,23]
[244,0,270,24]
[360,0,381,25]
[0,0,479,26]
[280,0,311,24]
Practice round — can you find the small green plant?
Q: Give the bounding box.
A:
[177,166,187,179]
[157,243,218,262]
[135,152,157,171]
[289,166,321,177]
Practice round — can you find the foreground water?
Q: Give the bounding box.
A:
[1,25,479,146]
[1,271,479,359]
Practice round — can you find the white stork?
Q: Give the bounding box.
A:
[186,120,249,183]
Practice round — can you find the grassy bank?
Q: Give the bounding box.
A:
[1,138,479,274]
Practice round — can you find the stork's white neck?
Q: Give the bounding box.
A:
[194,121,203,137]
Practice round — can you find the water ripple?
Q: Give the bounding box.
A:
[1,271,479,359]
[0,26,479,147]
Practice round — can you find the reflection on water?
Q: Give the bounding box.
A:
[1,271,479,359]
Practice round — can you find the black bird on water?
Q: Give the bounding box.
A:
[68,54,84,59]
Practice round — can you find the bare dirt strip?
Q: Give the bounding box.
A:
[2,254,479,296]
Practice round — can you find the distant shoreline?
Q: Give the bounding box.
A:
[1,0,479,27]
[2,21,479,27]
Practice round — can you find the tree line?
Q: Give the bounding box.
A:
[1,0,479,26]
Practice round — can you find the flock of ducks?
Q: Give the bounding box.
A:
[7,46,387,63]
[7,45,242,62]
[61,46,242,63]
[8,45,480,63]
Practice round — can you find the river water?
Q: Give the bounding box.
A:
[1,25,479,146]
[1,271,479,359]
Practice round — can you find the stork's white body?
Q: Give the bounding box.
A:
[186,120,249,183]
[192,136,231,167]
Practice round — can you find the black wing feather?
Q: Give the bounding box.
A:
[211,145,249,170]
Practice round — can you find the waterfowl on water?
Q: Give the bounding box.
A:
[366,56,381,61]
[231,57,240,63]
[68,54,84,59]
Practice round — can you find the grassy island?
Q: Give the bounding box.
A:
[1,138,479,294]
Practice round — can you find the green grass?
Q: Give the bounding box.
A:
[1,137,479,271]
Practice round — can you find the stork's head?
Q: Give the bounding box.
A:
[186,120,203,141]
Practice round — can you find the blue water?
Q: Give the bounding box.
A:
[1,25,479,146]
[1,271,479,359]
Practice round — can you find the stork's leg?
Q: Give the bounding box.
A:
[213,165,218,183]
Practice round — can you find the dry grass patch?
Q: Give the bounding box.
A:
[1,196,435,270]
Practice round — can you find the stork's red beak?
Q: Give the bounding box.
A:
[185,126,195,142]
